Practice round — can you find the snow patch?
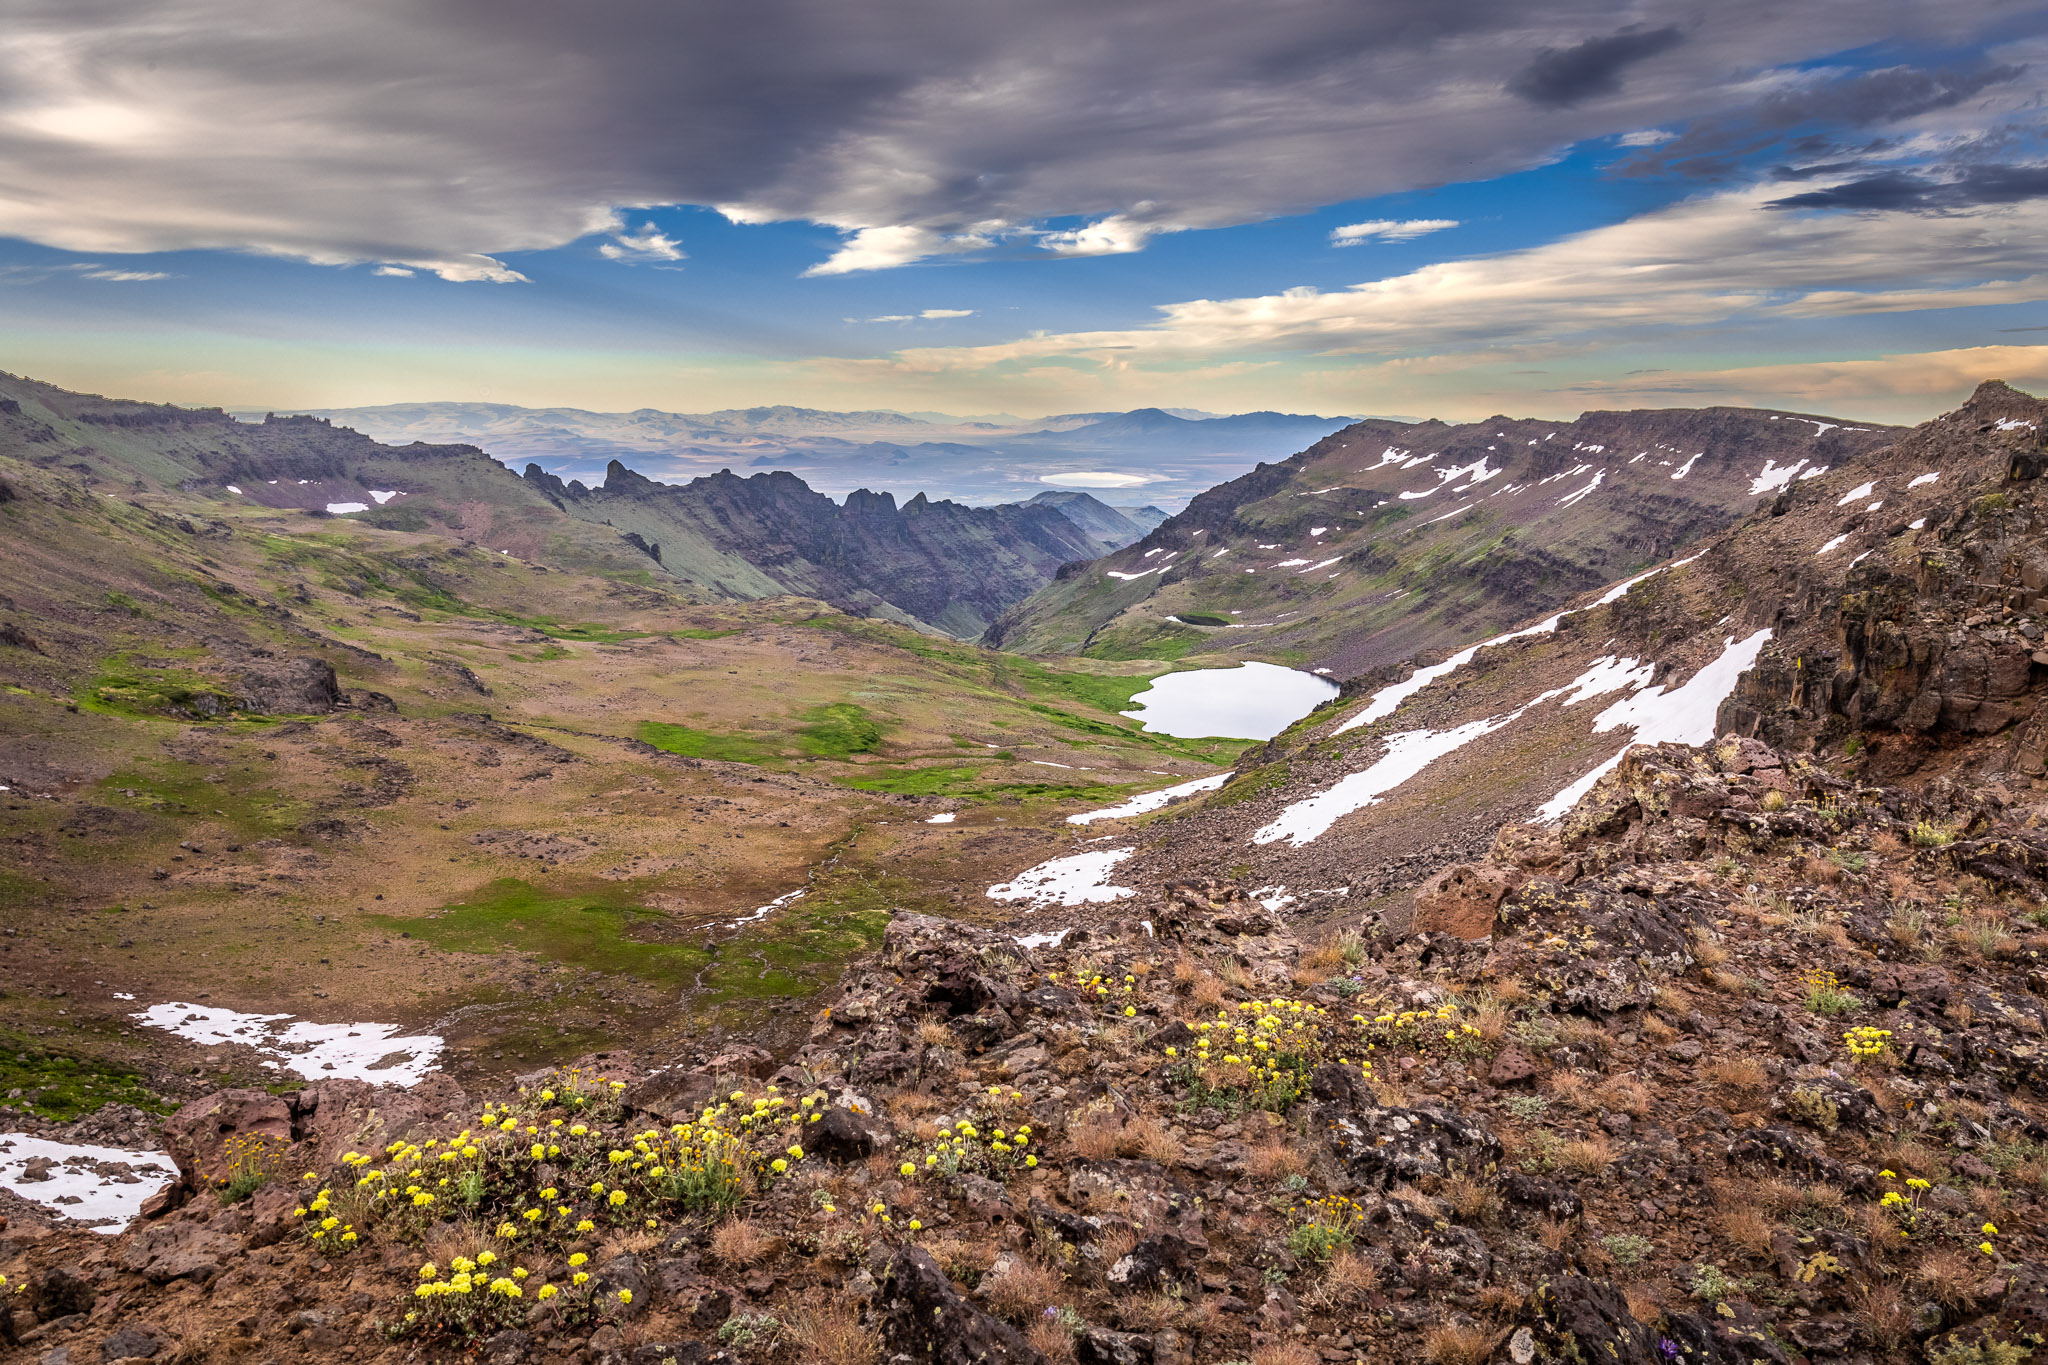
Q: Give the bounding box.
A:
[726,888,805,928]
[1908,472,1939,488]
[925,813,956,824]
[1556,470,1605,508]
[1817,533,1850,555]
[368,490,403,504]
[225,485,243,495]
[325,502,370,515]
[1749,459,1807,495]
[0,1134,177,1232]
[987,848,1135,907]
[1013,928,1074,950]
[132,1003,444,1085]
[1069,773,1230,825]
[1836,482,1875,507]
[1535,630,1775,822]
[1669,454,1701,480]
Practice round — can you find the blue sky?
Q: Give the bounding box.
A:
[3,1,2047,424]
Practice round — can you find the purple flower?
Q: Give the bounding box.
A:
[1659,1338,1680,1359]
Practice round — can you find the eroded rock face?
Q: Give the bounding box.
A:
[1324,1102,1502,1186]
[1412,863,1511,940]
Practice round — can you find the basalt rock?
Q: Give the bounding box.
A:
[877,1245,1045,1365]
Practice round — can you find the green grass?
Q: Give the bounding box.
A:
[837,763,985,795]
[95,758,304,837]
[0,1036,171,1120]
[636,721,787,765]
[80,661,238,721]
[672,628,740,641]
[373,879,712,987]
[795,703,885,758]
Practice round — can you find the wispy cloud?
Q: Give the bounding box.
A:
[1330,219,1459,246]
[598,225,686,263]
[859,307,979,323]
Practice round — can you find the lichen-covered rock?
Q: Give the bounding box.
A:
[877,1245,1044,1365]
[1325,1102,1501,1186]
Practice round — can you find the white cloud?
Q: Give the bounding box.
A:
[372,265,415,277]
[874,185,2048,371]
[598,225,685,263]
[920,308,974,318]
[1330,219,1459,246]
[1040,215,1171,257]
[860,307,979,323]
[1616,128,1676,145]
[804,224,1002,276]
[1040,471,1157,487]
[79,268,171,281]
[0,1,2014,278]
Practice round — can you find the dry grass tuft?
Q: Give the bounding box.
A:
[1705,1055,1769,1100]
[916,1016,958,1049]
[1249,1141,1306,1180]
[1323,1250,1381,1299]
[1116,1115,1185,1166]
[1536,1217,1573,1253]
[1251,1344,1321,1365]
[981,1256,1066,1321]
[1642,1014,1679,1044]
[1301,939,1347,975]
[1423,1322,1500,1365]
[1710,1204,1775,1260]
[1439,1174,1501,1224]
[1559,1134,1614,1176]
[1597,1076,1652,1118]
[1689,930,1729,967]
[1191,974,1228,1010]
[1068,1116,1122,1161]
[1026,1317,1078,1365]
[787,1295,881,1365]
[1912,1247,1983,1310]
[711,1217,776,1267]
[1856,1282,1913,1355]
[1545,1070,1591,1107]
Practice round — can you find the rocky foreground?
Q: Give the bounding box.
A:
[2,737,2046,1365]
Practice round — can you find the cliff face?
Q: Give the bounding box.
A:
[987,406,1899,670]
[528,462,1121,637]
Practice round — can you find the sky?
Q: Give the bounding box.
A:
[3,0,2048,426]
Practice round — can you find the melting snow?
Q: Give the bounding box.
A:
[1799,466,1828,480]
[925,813,956,824]
[1310,526,1328,536]
[1908,473,1939,489]
[368,490,403,504]
[1749,459,1807,495]
[1069,773,1230,825]
[225,485,243,495]
[1996,418,2036,431]
[325,502,370,515]
[1121,662,1339,740]
[726,888,805,928]
[1817,534,1850,555]
[1556,470,1605,508]
[1425,502,1475,525]
[133,1003,444,1085]
[1013,928,1074,950]
[1535,630,1775,822]
[1297,557,1342,573]
[1105,567,1161,581]
[1397,487,1438,501]
[0,1135,177,1233]
[1273,558,1312,568]
[1908,517,1927,530]
[987,848,1135,907]
[1262,654,1654,846]
[1670,454,1701,480]
[1836,482,1876,507]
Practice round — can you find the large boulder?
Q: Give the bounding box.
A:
[1326,1102,1501,1187]
[877,1245,1045,1365]
[1412,863,1512,940]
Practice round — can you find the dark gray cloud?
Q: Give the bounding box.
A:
[0,0,2030,277]
[1769,162,2048,211]
[1623,63,2030,179]
[1507,26,1686,108]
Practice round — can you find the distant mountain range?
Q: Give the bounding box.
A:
[277,402,1353,508]
[2,372,1165,637]
[989,404,1901,671]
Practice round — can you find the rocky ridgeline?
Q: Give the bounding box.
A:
[1,730,2045,1365]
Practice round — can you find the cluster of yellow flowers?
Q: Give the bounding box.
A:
[1287,1193,1364,1262]
[1844,1026,1892,1060]
[403,1252,631,1338]
[901,1086,1039,1179]
[1160,998,1339,1111]
[287,1067,823,1331]
[1049,969,1150,1018]
[1876,1169,1932,1235]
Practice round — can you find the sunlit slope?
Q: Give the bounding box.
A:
[989,406,1897,676]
